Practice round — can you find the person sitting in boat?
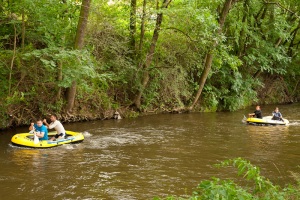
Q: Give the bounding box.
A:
[272,107,283,121]
[43,114,66,141]
[248,105,263,118]
[29,119,48,140]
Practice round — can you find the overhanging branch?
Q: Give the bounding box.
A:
[263,0,299,19]
[164,27,198,43]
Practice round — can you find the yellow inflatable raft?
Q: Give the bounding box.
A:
[246,116,289,125]
[11,130,84,148]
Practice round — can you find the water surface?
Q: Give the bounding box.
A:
[0,104,300,199]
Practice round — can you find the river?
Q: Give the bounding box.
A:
[0,104,300,199]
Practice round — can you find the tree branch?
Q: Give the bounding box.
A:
[164,27,198,43]
[263,0,299,19]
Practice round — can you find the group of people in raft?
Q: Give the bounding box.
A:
[29,114,65,141]
[248,106,284,121]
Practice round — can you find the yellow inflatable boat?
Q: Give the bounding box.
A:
[11,130,84,148]
[246,116,289,125]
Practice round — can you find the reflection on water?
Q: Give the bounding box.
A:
[0,104,299,199]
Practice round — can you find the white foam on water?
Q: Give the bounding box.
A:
[84,125,185,150]
[87,132,144,149]
[288,122,300,126]
[8,143,33,150]
[82,131,92,137]
[62,144,75,150]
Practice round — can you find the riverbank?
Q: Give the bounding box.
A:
[2,101,298,131]
[0,105,185,130]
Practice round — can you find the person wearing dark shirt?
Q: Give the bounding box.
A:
[248,106,263,119]
[272,107,283,121]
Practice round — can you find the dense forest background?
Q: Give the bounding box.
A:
[0,0,299,128]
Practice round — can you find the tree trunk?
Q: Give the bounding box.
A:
[8,23,17,96]
[74,0,91,49]
[129,0,137,56]
[66,81,77,111]
[290,78,300,98]
[190,0,237,109]
[138,0,147,52]
[238,0,249,57]
[133,0,172,109]
[66,0,91,113]
[21,9,25,49]
[57,61,63,100]
[189,53,214,109]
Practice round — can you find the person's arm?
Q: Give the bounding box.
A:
[43,119,50,128]
[29,123,35,131]
[248,113,255,117]
[36,131,45,138]
[47,120,57,129]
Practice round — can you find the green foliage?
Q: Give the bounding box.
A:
[22,48,97,87]
[201,84,219,112]
[0,0,111,126]
[195,178,253,200]
[123,110,140,118]
[156,158,300,200]
[1,0,300,127]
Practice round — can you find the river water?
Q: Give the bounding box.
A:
[0,104,300,199]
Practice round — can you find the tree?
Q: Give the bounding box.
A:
[129,0,137,56]
[66,0,91,113]
[133,0,173,110]
[189,0,238,110]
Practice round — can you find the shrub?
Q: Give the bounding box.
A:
[155,158,300,200]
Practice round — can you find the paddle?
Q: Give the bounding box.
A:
[242,115,247,123]
[33,131,39,144]
[29,125,39,144]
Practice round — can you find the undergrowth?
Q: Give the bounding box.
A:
[154,158,300,200]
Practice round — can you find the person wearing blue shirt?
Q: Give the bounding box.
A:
[272,107,283,121]
[29,119,48,140]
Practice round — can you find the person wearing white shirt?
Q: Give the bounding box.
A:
[43,114,66,141]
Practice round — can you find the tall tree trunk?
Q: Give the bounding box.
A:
[8,23,17,96]
[137,0,147,69]
[190,0,237,109]
[138,0,147,52]
[66,0,91,113]
[21,9,25,49]
[133,0,172,109]
[238,0,249,57]
[129,0,137,56]
[57,61,63,100]
[74,0,91,49]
